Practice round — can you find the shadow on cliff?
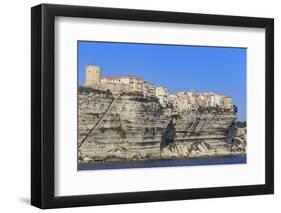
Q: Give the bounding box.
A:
[227,121,237,144]
[160,119,176,151]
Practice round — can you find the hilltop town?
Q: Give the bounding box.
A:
[78,65,246,166]
[83,65,235,113]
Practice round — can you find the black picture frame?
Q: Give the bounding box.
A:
[31,3,274,209]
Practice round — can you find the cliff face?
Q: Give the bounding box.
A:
[78,88,246,163]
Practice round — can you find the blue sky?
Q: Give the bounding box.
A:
[78,41,246,121]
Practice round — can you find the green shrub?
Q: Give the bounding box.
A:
[237,121,246,128]
[78,86,112,96]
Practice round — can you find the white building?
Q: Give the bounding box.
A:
[209,92,224,107]
[155,86,168,105]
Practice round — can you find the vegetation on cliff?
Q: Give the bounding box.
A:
[79,86,112,96]
[237,121,247,128]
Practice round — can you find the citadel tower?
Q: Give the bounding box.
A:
[85,65,100,86]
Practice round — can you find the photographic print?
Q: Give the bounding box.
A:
[77,41,247,170]
[31,4,273,208]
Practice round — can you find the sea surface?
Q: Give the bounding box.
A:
[78,155,246,170]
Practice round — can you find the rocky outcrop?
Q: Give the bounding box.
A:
[78,87,246,163]
[161,141,215,158]
[230,127,247,153]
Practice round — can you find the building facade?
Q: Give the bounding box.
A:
[222,96,233,109]
[84,65,156,96]
[83,64,234,111]
[155,86,168,105]
[84,65,101,86]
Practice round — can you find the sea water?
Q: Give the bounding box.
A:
[78,155,246,170]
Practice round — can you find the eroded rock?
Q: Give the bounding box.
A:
[78,89,246,163]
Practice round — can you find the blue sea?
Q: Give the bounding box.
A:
[78,155,246,170]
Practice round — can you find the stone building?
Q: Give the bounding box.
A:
[142,81,156,96]
[222,96,233,109]
[169,91,233,112]
[84,65,156,96]
[190,92,200,110]
[83,64,233,111]
[210,93,224,107]
[174,92,191,111]
[155,86,168,105]
[84,65,101,86]
[100,76,129,84]
[204,93,212,107]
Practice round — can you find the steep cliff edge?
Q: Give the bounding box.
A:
[78,87,246,163]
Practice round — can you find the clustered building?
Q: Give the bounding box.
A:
[169,91,233,112]
[83,64,233,110]
[84,65,159,97]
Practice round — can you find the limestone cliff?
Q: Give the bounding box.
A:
[78,87,246,163]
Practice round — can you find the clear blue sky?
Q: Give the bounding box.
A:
[78,41,246,121]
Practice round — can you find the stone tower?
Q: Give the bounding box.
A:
[85,65,101,86]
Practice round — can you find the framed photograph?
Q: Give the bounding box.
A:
[31,4,274,209]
